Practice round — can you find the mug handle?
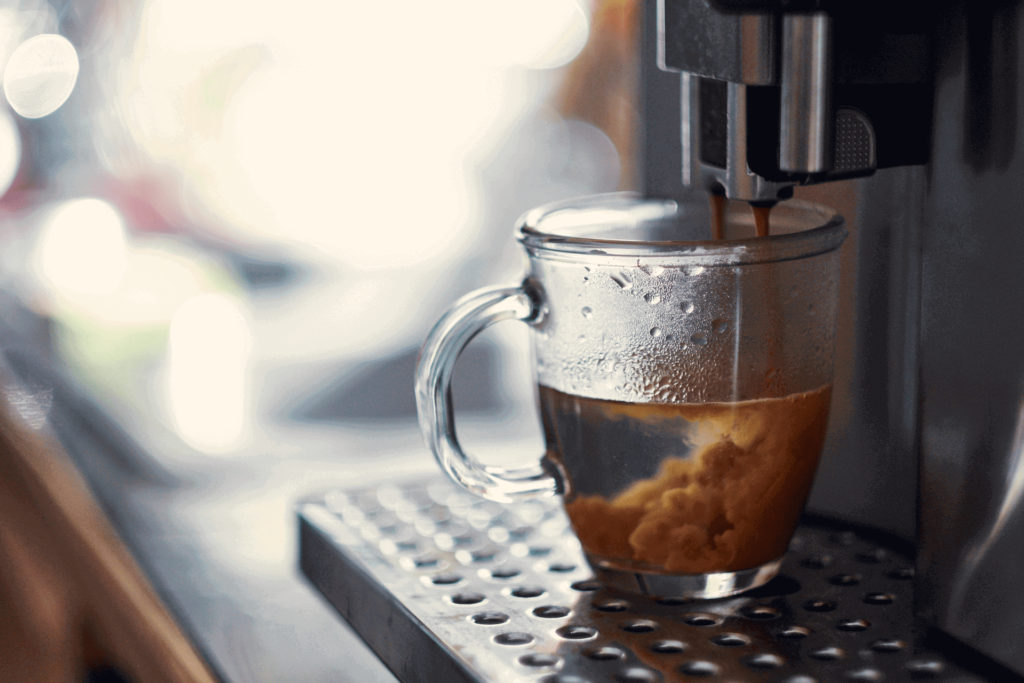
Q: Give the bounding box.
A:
[415,283,562,503]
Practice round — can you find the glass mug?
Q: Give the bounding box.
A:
[416,193,846,599]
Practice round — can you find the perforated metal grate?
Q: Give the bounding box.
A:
[298,477,983,683]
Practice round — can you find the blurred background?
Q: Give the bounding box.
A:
[0,0,642,681]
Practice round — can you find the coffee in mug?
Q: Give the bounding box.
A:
[416,193,846,598]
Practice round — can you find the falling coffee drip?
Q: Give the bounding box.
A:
[753,202,782,396]
[709,193,726,240]
[707,194,774,239]
[707,195,781,397]
[751,203,772,237]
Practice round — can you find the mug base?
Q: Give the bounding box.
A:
[587,555,783,600]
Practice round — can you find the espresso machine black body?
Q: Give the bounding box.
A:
[641,0,1024,674]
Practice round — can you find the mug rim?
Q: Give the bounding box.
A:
[516,192,847,266]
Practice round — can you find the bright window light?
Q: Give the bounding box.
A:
[122,0,591,268]
[499,0,590,69]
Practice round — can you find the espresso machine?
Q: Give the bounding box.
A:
[298,1,1024,680]
[640,0,1024,675]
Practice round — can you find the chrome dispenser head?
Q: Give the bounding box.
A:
[657,0,928,202]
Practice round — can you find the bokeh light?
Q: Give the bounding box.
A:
[3,33,78,119]
[35,198,127,298]
[0,3,59,72]
[0,108,21,197]
[167,292,253,453]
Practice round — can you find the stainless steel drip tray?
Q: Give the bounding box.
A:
[298,477,981,683]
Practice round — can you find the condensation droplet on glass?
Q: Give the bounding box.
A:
[584,266,591,272]
[581,306,593,318]
[650,327,663,338]
[611,272,633,290]
[681,301,695,314]
[687,266,706,277]
[588,249,607,255]
[712,318,729,334]
[640,264,666,277]
[690,332,708,346]
[644,293,661,305]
